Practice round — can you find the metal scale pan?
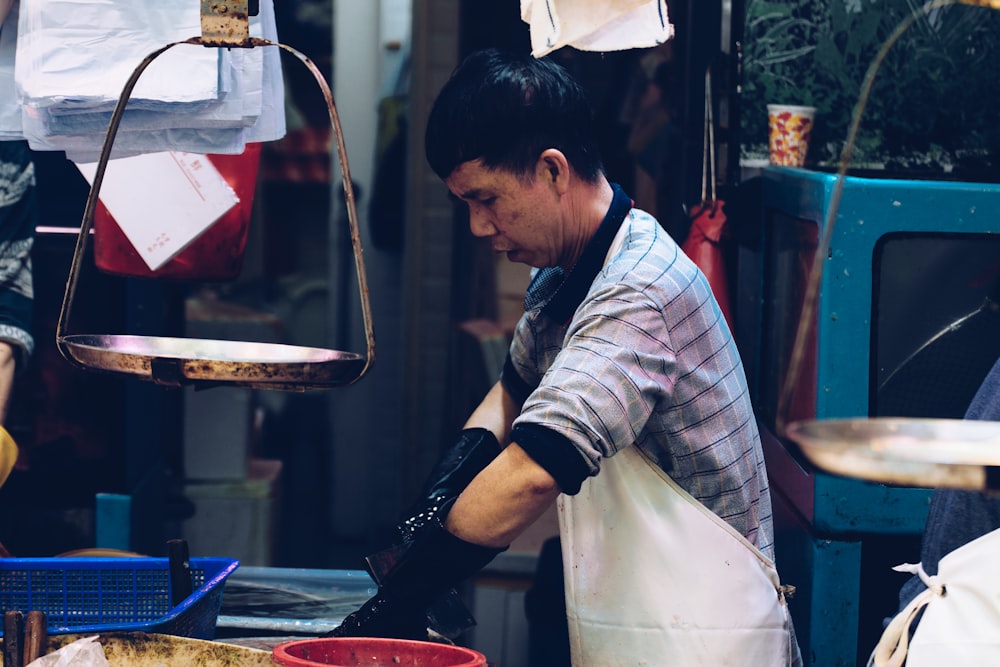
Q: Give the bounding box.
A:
[786,418,1000,492]
[55,2,374,391]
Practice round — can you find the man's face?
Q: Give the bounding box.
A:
[445,159,564,269]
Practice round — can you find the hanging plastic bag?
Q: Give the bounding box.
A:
[681,68,734,332]
[14,0,222,135]
[91,143,262,282]
[0,0,20,138]
[13,0,285,158]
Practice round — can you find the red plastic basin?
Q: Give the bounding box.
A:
[271,638,487,667]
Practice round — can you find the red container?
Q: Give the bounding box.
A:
[92,143,262,282]
[272,638,487,667]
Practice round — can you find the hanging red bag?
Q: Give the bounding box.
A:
[681,68,734,332]
[684,201,733,331]
[93,142,262,282]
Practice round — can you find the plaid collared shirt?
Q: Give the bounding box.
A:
[506,202,774,558]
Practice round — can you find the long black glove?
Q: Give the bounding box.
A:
[329,504,506,639]
[396,427,501,542]
[366,428,500,581]
[334,428,502,640]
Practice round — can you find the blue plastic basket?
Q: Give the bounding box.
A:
[0,557,239,640]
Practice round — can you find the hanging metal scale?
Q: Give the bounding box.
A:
[55,0,375,391]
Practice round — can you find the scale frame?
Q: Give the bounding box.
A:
[55,3,375,391]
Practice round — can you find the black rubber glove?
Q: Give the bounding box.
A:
[364,428,500,582]
[396,428,501,543]
[335,428,501,640]
[329,507,506,639]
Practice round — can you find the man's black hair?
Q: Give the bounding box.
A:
[425,48,605,182]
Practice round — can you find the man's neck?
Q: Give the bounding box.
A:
[558,176,615,272]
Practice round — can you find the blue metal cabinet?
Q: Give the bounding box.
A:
[745,165,1000,665]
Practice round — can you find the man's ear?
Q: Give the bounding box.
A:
[537,148,570,192]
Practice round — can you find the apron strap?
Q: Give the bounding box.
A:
[868,562,942,667]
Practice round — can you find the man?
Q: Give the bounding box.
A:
[0,139,34,426]
[896,355,1000,610]
[0,2,35,429]
[0,137,36,509]
[0,121,35,486]
[871,355,1000,665]
[333,49,799,665]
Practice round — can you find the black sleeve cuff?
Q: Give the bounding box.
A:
[510,423,593,495]
[500,354,534,407]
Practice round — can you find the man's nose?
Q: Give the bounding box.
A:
[468,210,495,238]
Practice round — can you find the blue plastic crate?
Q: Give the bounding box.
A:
[0,557,239,640]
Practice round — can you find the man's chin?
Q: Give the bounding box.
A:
[502,249,543,268]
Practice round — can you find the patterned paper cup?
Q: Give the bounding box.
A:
[767,104,816,166]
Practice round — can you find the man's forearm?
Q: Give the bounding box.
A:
[446,442,560,548]
[0,342,15,425]
[464,380,520,447]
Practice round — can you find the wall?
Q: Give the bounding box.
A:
[326,0,417,561]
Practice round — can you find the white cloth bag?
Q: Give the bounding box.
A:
[870,526,1000,666]
[520,0,674,58]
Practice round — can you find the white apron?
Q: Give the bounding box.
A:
[558,445,796,666]
[869,526,1000,667]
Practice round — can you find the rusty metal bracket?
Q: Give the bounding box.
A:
[200,0,252,47]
